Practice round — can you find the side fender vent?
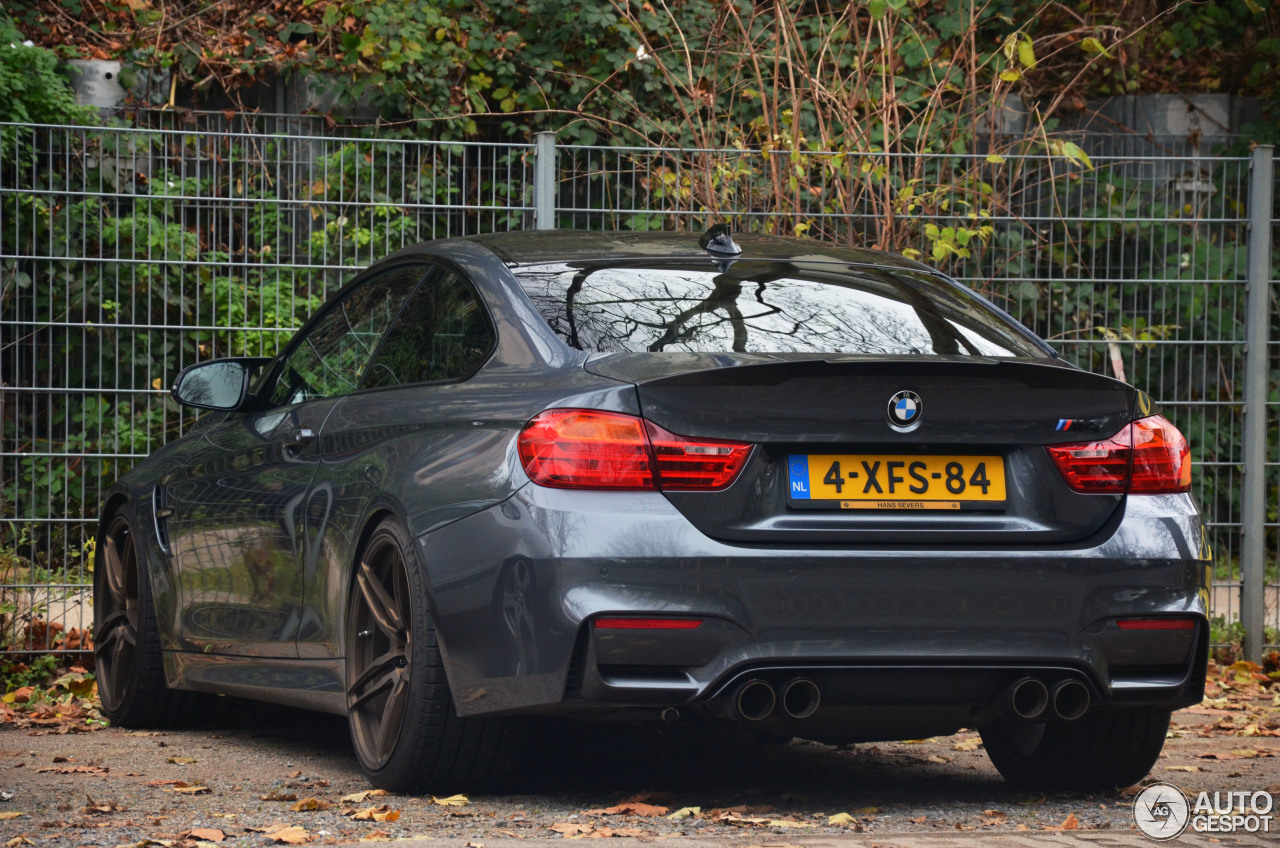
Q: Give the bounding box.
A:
[152,483,173,553]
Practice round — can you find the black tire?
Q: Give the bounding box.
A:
[345,517,519,794]
[981,708,1171,791]
[93,506,195,727]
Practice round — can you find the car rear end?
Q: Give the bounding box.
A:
[422,238,1208,775]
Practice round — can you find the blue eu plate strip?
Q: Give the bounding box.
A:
[787,455,810,499]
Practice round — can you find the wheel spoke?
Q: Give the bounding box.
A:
[357,561,403,636]
[347,649,400,709]
[376,672,409,762]
[104,535,128,608]
[95,611,133,651]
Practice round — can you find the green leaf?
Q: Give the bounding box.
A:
[999,69,1021,82]
[986,153,1007,164]
[1017,35,1036,69]
[1080,37,1113,58]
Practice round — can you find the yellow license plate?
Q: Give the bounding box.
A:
[787,454,1006,509]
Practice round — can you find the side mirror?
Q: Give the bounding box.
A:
[171,358,271,411]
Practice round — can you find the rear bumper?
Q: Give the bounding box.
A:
[419,485,1210,730]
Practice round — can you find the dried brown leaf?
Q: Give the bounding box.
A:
[262,791,299,802]
[586,802,668,817]
[168,785,211,795]
[266,826,311,845]
[340,789,388,803]
[180,828,225,842]
[431,794,469,806]
[290,798,331,812]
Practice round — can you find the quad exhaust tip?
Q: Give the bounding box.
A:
[735,679,776,721]
[1051,679,1090,721]
[780,677,821,719]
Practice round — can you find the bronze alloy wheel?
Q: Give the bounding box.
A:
[346,528,414,770]
[95,515,140,714]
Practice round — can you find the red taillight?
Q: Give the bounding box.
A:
[645,420,753,490]
[517,409,751,491]
[1046,414,1190,495]
[1129,415,1192,494]
[517,409,655,490]
[1116,617,1197,630]
[594,618,703,630]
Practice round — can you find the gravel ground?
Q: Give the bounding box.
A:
[0,692,1277,848]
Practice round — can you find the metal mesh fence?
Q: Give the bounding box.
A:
[1,119,1276,656]
[0,121,535,651]
[553,143,1279,651]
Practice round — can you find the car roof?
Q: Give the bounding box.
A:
[389,229,941,274]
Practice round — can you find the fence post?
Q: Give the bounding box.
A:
[1242,145,1274,663]
[534,132,556,230]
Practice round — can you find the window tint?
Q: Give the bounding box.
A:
[362,268,494,388]
[515,261,1044,358]
[269,265,427,407]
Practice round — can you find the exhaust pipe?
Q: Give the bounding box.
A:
[1004,676,1049,720]
[735,679,776,721]
[1051,679,1090,721]
[780,678,821,719]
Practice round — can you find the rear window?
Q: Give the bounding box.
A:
[514,260,1045,357]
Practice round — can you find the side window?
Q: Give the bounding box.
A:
[268,265,427,407]
[362,268,495,389]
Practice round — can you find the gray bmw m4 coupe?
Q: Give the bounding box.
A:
[94,227,1210,793]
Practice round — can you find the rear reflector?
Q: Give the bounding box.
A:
[1046,414,1190,495]
[1116,618,1197,630]
[594,618,703,630]
[518,409,751,491]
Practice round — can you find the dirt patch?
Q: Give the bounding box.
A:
[0,686,1277,847]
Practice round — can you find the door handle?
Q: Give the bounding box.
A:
[282,428,315,453]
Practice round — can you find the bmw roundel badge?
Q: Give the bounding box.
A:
[887,390,923,430]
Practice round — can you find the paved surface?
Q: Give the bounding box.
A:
[387,838,1274,847]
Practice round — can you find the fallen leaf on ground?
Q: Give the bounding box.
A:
[952,737,981,751]
[262,791,299,802]
[180,828,225,842]
[167,757,197,764]
[586,802,668,817]
[146,780,191,787]
[266,826,310,845]
[666,806,700,820]
[340,789,388,803]
[0,813,22,821]
[926,754,952,763]
[349,804,400,822]
[245,822,291,833]
[168,785,211,795]
[290,798,331,812]
[35,765,108,775]
[828,812,859,826]
[550,822,594,837]
[1045,813,1080,831]
[82,795,123,814]
[5,837,33,847]
[1167,765,1200,772]
[432,794,469,806]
